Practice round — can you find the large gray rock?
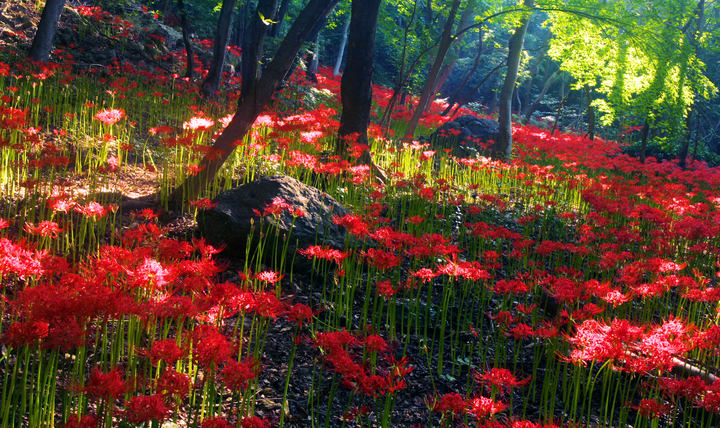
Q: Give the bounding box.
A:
[197,176,349,266]
[429,115,500,157]
[148,23,183,51]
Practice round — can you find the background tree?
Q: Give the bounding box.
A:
[28,0,66,62]
[201,0,239,95]
[337,0,383,156]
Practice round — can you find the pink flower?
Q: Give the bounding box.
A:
[93,108,125,126]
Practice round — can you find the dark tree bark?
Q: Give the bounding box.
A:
[640,118,650,164]
[678,104,694,170]
[496,0,533,159]
[241,0,281,100]
[177,0,194,80]
[306,32,320,82]
[337,0,383,155]
[585,85,595,140]
[202,0,240,96]
[270,0,292,37]
[172,0,337,204]
[28,0,66,62]
[403,0,461,141]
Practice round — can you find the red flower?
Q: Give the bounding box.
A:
[62,414,99,428]
[123,394,170,424]
[94,108,125,126]
[191,325,232,367]
[23,220,67,238]
[466,395,508,420]
[219,358,261,391]
[83,367,129,401]
[240,416,271,428]
[428,392,467,416]
[149,339,185,365]
[190,198,218,209]
[157,369,190,399]
[201,417,232,428]
[286,303,317,327]
[474,368,531,392]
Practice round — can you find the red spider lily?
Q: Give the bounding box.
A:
[131,257,178,290]
[148,339,185,365]
[240,416,272,428]
[412,267,438,282]
[363,248,402,271]
[123,394,170,424]
[428,392,467,416]
[93,108,125,126]
[700,379,720,413]
[83,367,130,401]
[191,324,232,367]
[285,303,318,327]
[62,414,99,428]
[254,270,284,284]
[657,376,707,400]
[190,197,218,209]
[492,279,530,295]
[364,334,388,353]
[627,398,672,418]
[0,217,12,229]
[333,214,369,237]
[23,220,67,238]
[252,290,286,320]
[74,201,117,219]
[201,417,232,428]
[474,368,531,392]
[219,358,261,391]
[156,369,191,399]
[376,280,400,298]
[1,320,49,348]
[340,404,372,422]
[297,245,350,265]
[183,115,215,131]
[44,319,87,352]
[466,395,509,420]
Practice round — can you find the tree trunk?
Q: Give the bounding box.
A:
[640,118,650,164]
[202,0,239,96]
[306,32,320,82]
[270,0,292,37]
[333,15,350,75]
[496,0,533,159]
[337,0,383,154]
[234,0,251,48]
[550,92,567,135]
[585,85,595,140]
[523,69,559,123]
[177,0,194,80]
[172,0,337,204]
[426,0,478,109]
[403,0,461,141]
[450,61,505,117]
[678,104,694,170]
[28,0,66,62]
[241,0,281,100]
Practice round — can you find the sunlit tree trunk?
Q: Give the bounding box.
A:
[28,0,66,62]
[333,16,350,75]
[496,0,533,159]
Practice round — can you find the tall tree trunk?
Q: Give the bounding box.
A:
[640,118,650,164]
[337,0,383,155]
[678,104,694,170]
[306,32,320,82]
[28,0,66,62]
[496,0,533,159]
[177,0,194,80]
[523,69,559,123]
[270,0,292,37]
[403,0,462,141]
[333,16,350,75]
[425,0,478,109]
[585,85,595,140]
[202,0,240,96]
[172,0,336,204]
[234,0,251,48]
[550,92,567,135]
[242,0,281,100]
